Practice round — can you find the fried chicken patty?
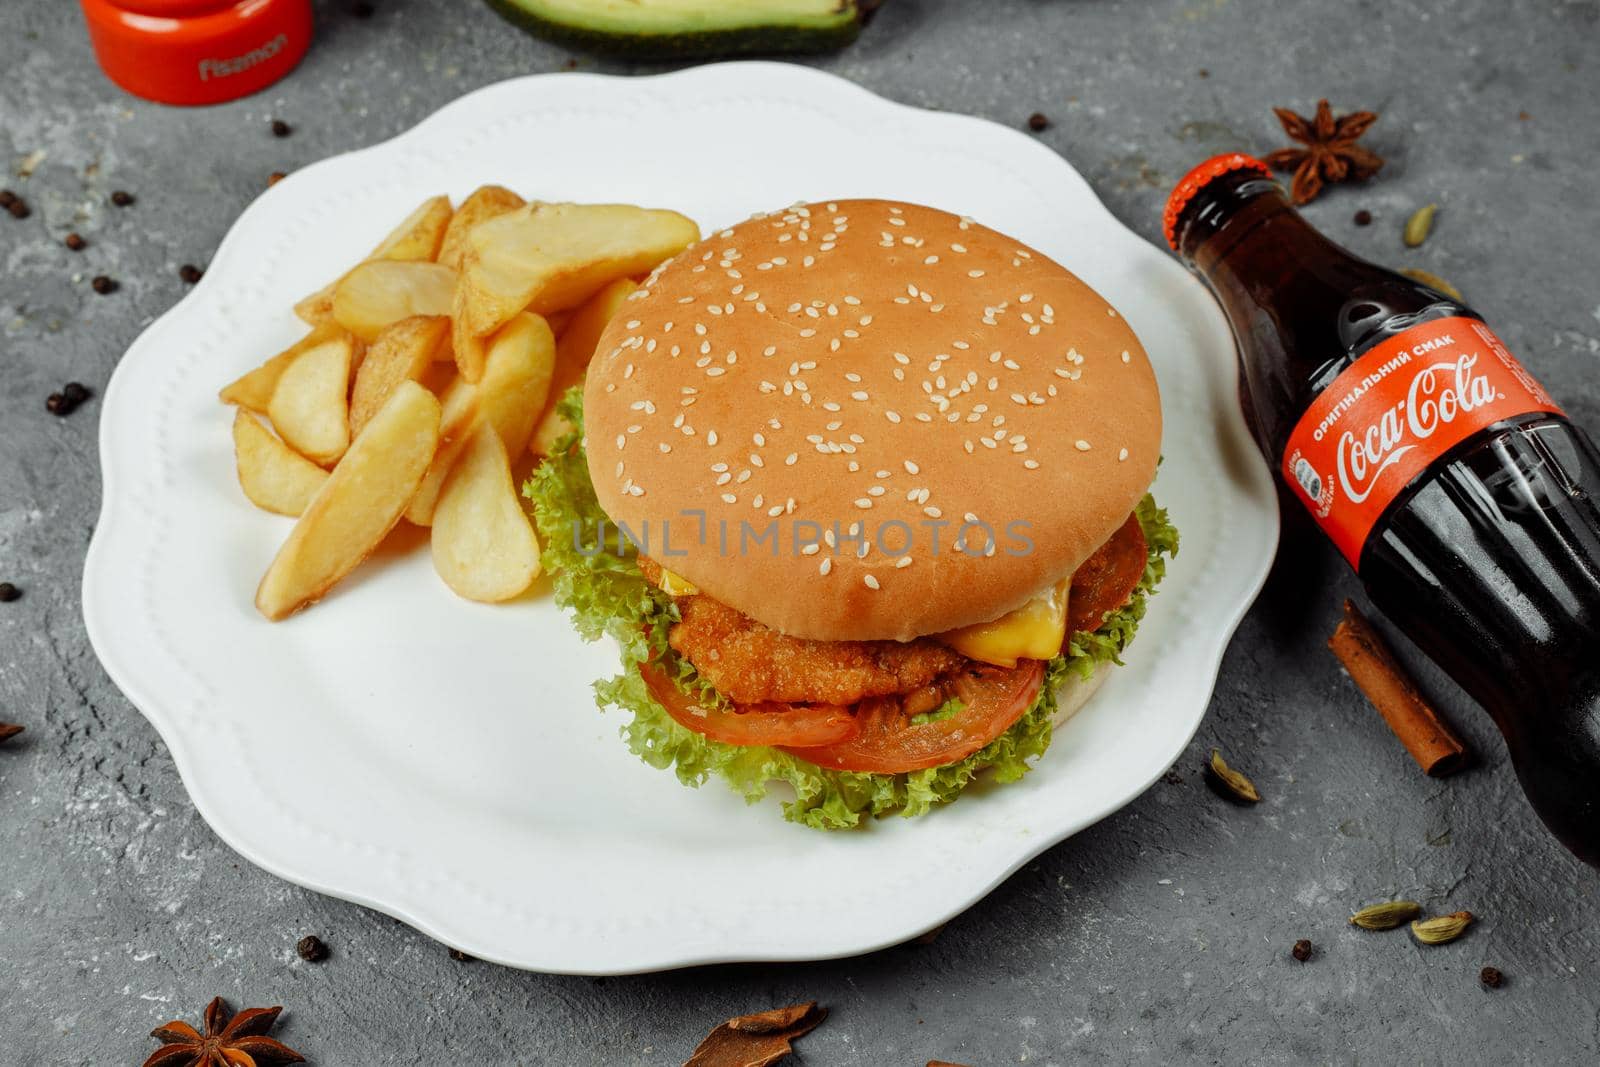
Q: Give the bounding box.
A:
[639,557,964,706]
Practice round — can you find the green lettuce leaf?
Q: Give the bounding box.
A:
[526,387,1179,829]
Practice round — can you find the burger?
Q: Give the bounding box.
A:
[528,199,1176,828]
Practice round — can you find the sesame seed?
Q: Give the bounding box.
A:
[802,543,820,555]
[1119,448,1130,461]
[721,493,736,503]
[895,556,913,569]
[820,557,832,576]
[1121,350,1131,363]
[855,498,873,509]
[863,574,881,590]
[1024,459,1040,470]
[1075,439,1091,451]
[904,460,920,474]
[785,452,798,465]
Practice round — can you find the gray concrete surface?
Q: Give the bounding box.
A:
[3,0,1598,1062]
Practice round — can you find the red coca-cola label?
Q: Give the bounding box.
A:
[1282,316,1562,567]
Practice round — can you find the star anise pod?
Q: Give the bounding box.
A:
[144,996,305,1067]
[1265,99,1384,204]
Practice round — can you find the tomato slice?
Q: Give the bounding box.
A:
[1066,513,1147,636]
[780,659,1047,774]
[641,660,860,748]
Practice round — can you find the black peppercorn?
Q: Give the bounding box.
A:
[179,264,204,284]
[6,198,29,219]
[1026,112,1049,133]
[0,190,15,208]
[91,275,118,295]
[65,232,87,251]
[1354,209,1373,226]
[296,935,329,962]
[63,382,90,405]
[271,119,292,138]
[1291,939,1313,962]
[111,190,135,207]
[0,582,20,602]
[1480,966,1504,989]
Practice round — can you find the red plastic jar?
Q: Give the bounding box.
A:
[80,0,313,106]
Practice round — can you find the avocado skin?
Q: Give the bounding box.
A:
[484,0,864,60]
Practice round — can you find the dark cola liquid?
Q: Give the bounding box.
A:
[1176,169,1600,866]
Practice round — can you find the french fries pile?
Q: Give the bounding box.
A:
[219,187,700,620]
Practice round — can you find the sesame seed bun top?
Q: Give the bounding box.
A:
[584,199,1161,642]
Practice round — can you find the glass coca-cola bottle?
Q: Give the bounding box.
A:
[1166,153,1600,866]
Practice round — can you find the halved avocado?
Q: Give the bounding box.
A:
[485,0,873,60]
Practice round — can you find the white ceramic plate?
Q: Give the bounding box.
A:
[83,62,1277,974]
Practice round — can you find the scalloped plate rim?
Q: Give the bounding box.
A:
[82,62,1278,974]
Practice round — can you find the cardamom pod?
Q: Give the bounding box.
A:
[1397,267,1463,302]
[1206,749,1260,803]
[1349,899,1423,930]
[1411,910,1474,945]
[1404,203,1438,247]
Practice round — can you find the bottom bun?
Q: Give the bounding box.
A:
[1051,664,1110,728]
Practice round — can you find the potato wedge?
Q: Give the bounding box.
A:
[294,195,453,324]
[349,315,449,436]
[232,410,329,516]
[452,202,697,381]
[403,374,479,527]
[431,424,541,602]
[437,185,525,273]
[268,336,353,466]
[256,381,441,620]
[219,320,347,413]
[477,311,556,458]
[332,260,457,342]
[531,277,636,455]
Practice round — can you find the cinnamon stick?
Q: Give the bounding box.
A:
[1328,600,1467,777]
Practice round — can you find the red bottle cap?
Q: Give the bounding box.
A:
[1162,153,1272,251]
[80,0,313,107]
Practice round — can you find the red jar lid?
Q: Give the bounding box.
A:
[80,0,313,106]
[1162,153,1271,251]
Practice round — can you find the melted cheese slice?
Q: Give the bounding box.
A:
[656,566,699,597]
[937,579,1070,667]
